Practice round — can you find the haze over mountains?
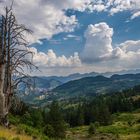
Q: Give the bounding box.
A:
[40,69,140,84]
[18,69,140,106]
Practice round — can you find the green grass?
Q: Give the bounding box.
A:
[0,114,49,140]
[1,110,140,140]
[67,110,140,140]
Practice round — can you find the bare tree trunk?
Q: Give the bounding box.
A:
[0,14,6,122]
[0,64,6,121]
[0,8,9,125]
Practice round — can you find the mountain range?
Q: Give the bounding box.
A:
[52,74,140,100]
[39,69,140,84]
[19,72,140,106]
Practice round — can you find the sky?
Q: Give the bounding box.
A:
[1,0,140,76]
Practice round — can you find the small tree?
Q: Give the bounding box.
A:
[98,104,112,125]
[77,104,84,126]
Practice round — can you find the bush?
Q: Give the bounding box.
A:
[94,121,100,128]
[40,136,49,140]
[11,137,20,140]
[44,124,55,137]
[8,114,20,125]
[17,124,39,136]
[44,122,66,138]
[20,112,33,126]
[54,122,66,138]
[88,123,96,135]
[128,120,134,126]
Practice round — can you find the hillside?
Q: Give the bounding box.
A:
[19,73,140,106]
[52,73,140,100]
[67,110,140,140]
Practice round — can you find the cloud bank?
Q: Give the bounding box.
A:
[29,47,81,68]
[0,0,140,44]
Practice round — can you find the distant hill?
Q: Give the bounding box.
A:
[17,76,62,91]
[32,76,62,89]
[52,73,140,100]
[41,72,100,83]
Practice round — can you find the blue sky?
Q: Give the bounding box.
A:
[1,0,140,76]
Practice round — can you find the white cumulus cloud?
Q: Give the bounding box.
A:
[29,47,81,68]
[81,22,114,62]
[81,22,140,71]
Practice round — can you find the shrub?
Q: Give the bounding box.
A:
[44,124,55,137]
[40,136,49,140]
[17,124,39,136]
[128,120,134,126]
[94,121,100,128]
[8,114,20,125]
[11,137,20,140]
[88,123,96,135]
[20,112,33,126]
[54,122,66,138]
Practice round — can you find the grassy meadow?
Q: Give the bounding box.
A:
[66,110,140,140]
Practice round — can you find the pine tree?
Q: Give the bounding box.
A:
[45,101,66,138]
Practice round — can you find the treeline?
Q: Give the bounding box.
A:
[63,85,140,127]
[10,85,140,139]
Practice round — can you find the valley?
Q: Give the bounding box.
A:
[19,73,140,107]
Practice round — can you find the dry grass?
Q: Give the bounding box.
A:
[120,134,140,140]
[0,126,32,140]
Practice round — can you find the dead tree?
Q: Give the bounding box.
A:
[0,12,6,125]
[0,7,36,126]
